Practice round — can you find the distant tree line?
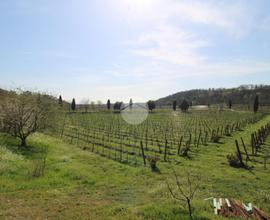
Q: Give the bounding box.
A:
[155,85,270,107]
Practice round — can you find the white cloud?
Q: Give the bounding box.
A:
[114,0,257,38]
[197,60,270,76]
[128,25,209,66]
[110,59,270,82]
[167,0,255,38]
[122,0,269,82]
[54,1,270,102]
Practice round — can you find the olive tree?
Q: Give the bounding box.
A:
[0,91,48,147]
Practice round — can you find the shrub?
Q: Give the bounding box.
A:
[211,134,221,143]
[180,142,191,157]
[227,153,240,167]
[180,147,189,157]
[146,156,160,172]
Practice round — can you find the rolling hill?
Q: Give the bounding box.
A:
[155,85,270,106]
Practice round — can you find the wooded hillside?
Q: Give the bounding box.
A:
[155,85,270,106]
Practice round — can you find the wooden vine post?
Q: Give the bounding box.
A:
[240,137,250,162]
[140,141,146,166]
[164,138,168,162]
[235,140,244,167]
[251,133,255,157]
[177,136,183,155]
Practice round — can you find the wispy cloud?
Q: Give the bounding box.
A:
[1,0,270,102]
[110,59,270,81]
[123,0,270,82]
[118,0,258,38]
[166,0,256,38]
[128,25,209,65]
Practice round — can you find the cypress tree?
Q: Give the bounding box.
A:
[254,95,259,113]
[173,100,177,111]
[228,99,232,109]
[129,98,133,109]
[71,98,76,111]
[58,95,63,107]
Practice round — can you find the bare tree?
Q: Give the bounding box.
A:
[0,91,48,147]
[166,168,200,219]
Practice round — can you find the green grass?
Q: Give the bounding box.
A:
[0,113,270,219]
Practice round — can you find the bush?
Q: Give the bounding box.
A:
[180,142,191,157]
[227,153,240,167]
[180,147,189,157]
[211,134,221,143]
[146,156,160,172]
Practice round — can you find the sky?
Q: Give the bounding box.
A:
[0,0,270,103]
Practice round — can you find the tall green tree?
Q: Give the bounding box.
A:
[129,98,133,109]
[173,100,177,111]
[147,100,156,112]
[254,95,259,113]
[71,98,76,111]
[180,99,189,112]
[113,101,122,111]
[228,99,232,109]
[58,95,63,107]
[107,99,111,110]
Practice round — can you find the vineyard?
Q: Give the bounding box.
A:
[55,110,266,166]
[2,104,270,219]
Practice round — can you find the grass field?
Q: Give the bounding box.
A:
[0,110,270,220]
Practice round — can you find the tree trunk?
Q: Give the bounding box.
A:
[187,198,192,219]
[20,137,27,147]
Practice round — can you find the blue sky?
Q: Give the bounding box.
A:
[1,0,270,103]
